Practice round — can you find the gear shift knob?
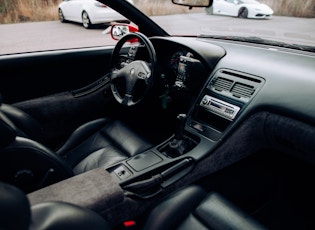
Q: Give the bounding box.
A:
[175,114,187,140]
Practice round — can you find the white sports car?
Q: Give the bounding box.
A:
[206,0,273,19]
[58,0,133,29]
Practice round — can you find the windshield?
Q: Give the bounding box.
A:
[137,0,315,49]
[0,0,314,55]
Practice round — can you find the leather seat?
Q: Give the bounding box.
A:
[141,185,267,230]
[0,103,152,193]
[0,182,110,230]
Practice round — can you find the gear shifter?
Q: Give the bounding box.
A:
[159,113,198,157]
[174,114,187,140]
[166,113,192,156]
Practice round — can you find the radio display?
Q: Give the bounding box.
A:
[200,95,241,120]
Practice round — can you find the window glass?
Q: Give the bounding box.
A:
[0,0,314,55]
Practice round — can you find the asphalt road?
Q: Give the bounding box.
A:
[0,13,314,55]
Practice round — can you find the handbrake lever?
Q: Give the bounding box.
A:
[123,158,193,198]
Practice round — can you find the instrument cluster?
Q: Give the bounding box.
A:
[169,49,193,75]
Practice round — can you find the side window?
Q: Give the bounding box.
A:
[0,0,130,55]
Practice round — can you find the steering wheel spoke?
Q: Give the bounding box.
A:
[122,94,134,106]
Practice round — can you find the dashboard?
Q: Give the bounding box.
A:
[117,36,315,150]
[109,34,315,169]
[128,36,315,169]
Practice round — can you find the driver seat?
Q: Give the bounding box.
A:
[0,102,152,193]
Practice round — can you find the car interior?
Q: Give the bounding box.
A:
[1,0,315,229]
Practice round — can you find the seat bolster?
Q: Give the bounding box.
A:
[0,137,74,192]
[4,137,74,175]
[194,192,267,230]
[141,185,207,230]
[57,118,112,155]
[0,182,31,230]
[1,104,44,143]
[142,185,267,230]
[0,111,16,147]
[30,201,111,230]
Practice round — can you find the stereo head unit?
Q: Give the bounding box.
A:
[188,69,265,141]
[200,95,241,120]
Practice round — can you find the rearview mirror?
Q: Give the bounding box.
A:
[110,24,139,40]
[172,0,212,8]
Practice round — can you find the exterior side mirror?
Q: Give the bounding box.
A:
[110,24,139,41]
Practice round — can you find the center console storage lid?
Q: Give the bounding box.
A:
[27,168,124,213]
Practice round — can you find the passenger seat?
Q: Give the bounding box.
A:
[141,185,267,230]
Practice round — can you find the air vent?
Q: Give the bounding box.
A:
[212,77,233,92]
[231,82,255,98]
[221,70,262,83]
[208,69,265,102]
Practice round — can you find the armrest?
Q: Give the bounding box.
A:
[27,168,124,214]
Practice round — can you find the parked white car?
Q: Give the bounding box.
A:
[58,0,133,29]
[206,0,273,19]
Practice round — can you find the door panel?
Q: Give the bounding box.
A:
[0,47,118,148]
[0,47,113,104]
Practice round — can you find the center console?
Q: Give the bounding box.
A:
[106,68,265,198]
[188,68,265,141]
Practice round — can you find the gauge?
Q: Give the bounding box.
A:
[170,49,188,72]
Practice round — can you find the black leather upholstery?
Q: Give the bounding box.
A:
[0,104,44,143]
[0,110,16,147]
[0,182,110,230]
[0,103,152,192]
[0,182,30,230]
[57,118,152,174]
[142,185,267,230]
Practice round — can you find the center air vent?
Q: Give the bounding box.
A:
[231,82,255,98]
[212,77,233,92]
[208,69,264,102]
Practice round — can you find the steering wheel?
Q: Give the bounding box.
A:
[109,32,157,106]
